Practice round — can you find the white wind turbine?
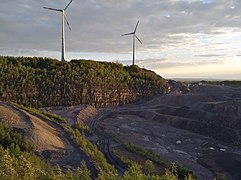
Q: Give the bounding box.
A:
[43,0,73,62]
[122,21,142,65]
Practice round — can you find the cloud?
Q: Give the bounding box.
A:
[0,0,241,79]
[195,54,227,57]
[1,0,241,53]
[0,47,40,56]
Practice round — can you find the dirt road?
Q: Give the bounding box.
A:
[0,101,98,177]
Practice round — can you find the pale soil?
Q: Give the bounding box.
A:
[0,101,65,152]
[26,113,65,152]
[42,105,97,126]
[0,102,29,129]
[0,101,97,176]
[77,106,98,125]
[0,105,21,123]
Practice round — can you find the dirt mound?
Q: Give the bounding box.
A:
[0,102,97,175]
[0,105,21,123]
[0,102,30,129]
[0,102,65,152]
[42,105,88,125]
[26,113,65,152]
[42,105,98,126]
[77,106,98,124]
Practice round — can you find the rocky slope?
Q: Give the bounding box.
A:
[85,84,241,180]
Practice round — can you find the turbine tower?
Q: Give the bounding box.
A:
[122,21,142,65]
[43,0,73,62]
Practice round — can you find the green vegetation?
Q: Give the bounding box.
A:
[12,103,66,123]
[0,109,196,179]
[64,126,116,174]
[171,163,196,180]
[0,122,34,153]
[13,103,114,175]
[121,162,196,180]
[0,147,94,180]
[0,121,92,180]
[214,172,227,180]
[112,149,135,166]
[123,142,196,179]
[75,121,92,134]
[142,160,156,175]
[126,142,160,162]
[199,80,241,87]
[220,81,241,87]
[0,56,166,108]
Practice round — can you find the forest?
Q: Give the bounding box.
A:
[0,56,167,108]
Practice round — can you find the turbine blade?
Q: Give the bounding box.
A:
[64,14,71,31]
[65,0,73,10]
[135,35,142,44]
[121,32,134,36]
[43,7,62,12]
[134,20,139,33]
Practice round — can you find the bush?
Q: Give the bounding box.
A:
[125,142,160,162]
[13,103,66,123]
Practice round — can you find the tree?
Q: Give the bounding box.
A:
[142,160,156,175]
[163,163,178,180]
[53,164,64,180]
[16,154,36,180]
[123,163,145,180]
[97,170,119,180]
[0,149,17,179]
[75,161,91,180]
[0,56,166,108]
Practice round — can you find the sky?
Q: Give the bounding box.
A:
[0,0,241,80]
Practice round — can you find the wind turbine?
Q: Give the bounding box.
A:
[43,0,73,62]
[122,21,142,65]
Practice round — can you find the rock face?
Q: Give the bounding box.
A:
[0,56,167,108]
[81,85,164,108]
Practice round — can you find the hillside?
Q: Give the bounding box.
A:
[1,76,241,179]
[2,56,241,179]
[0,101,190,180]
[0,56,167,108]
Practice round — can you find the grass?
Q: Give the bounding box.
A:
[64,126,116,173]
[11,102,66,123]
[75,122,91,134]
[125,142,160,162]
[124,142,196,179]
[11,102,197,179]
[12,102,115,174]
[112,149,135,167]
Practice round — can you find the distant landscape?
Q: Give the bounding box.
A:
[0,56,241,180]
[1,0,241,179]
[174,78,241,82]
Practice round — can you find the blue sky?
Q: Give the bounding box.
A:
[0,0,241,80]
